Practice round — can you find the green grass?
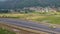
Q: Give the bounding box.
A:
[34,15,60,24]
[0,12,60,24]
[0,28,16,34]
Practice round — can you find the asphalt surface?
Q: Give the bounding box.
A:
[0,18,60,34]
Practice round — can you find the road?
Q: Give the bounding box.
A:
[0,18,60,34]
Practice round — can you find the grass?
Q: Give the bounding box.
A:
[33,15,60,24]
[0,12,60,24]
[0,28,16,34]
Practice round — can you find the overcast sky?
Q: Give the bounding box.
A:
[0,0,7,1]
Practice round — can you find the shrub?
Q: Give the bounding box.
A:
[0,28,16,34]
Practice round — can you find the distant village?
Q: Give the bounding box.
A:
[0,7,60,13]
[23,7,60,12]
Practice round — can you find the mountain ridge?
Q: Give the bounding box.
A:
[0,0,60,9]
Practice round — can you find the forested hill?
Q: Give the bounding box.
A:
[0,0,60,9]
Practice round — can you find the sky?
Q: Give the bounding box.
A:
[0,0,7,1]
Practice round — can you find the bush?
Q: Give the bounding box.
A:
[0,28,16,34]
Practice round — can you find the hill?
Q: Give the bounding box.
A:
[0,0,60,9]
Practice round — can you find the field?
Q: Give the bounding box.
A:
[0,12,60,24]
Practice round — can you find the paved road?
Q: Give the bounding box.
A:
[0,18,60,34]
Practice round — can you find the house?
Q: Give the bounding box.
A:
[23,7,57,12]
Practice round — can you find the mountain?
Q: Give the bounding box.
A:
[0,0,60,9]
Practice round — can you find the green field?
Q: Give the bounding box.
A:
[0,28,16,34]
[33,15,60,24]
[0,12,60,24]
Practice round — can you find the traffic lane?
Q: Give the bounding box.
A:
[0,19,52,30]
[0,18,60,32]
